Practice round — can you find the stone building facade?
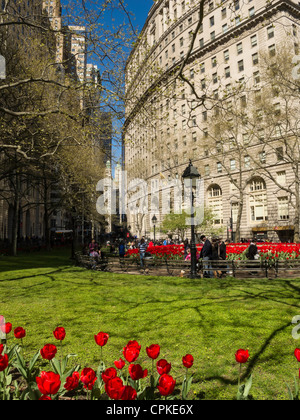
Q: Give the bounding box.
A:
[124,0,300,242]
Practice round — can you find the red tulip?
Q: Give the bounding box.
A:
[114,358,125,370]
[120,385,137,400]
[182,354,194,369]
[14,327,26,340]
[36,371,61,395]
[157,374,176,397]
[102,367,117,384]
[146,344,160,360]
[1,322,12,334]
[156,359,171,375]
[94,332,109,347]
[64,372,80,391]
[123,340,141,363]
[53,327,66,341]
[39,395,52,400]
[40,344,57,361]
[128,364,148,381]
[0,354,8,372]
[105,377,125,400]
[0,344,4,355]
[295,348,300,362]
[80,367,97,390]
[235,349,249,364]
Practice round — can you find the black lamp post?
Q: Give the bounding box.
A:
[182,160,201,279]
[152,215,157,243]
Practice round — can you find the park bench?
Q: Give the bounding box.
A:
[74,251,300,279]
[274,259,300,278]
[229,259,269,278]
[74,251,109,272]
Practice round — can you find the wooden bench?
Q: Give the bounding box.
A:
[74,251,110,272]
[274,259,300,278]
[75,251,300,279]
[230,259,269,278]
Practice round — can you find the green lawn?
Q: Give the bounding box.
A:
[1,248,300,400]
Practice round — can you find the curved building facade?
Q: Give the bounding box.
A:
[124,0,300,242]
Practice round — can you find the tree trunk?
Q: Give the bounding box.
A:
[235,197,244,243]
[11,171,21,257]
[11,199,19,257]
[44,209,51,251]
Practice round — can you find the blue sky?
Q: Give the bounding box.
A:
[125,0,154,31]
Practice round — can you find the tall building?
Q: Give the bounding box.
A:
[43,0,63,63]
[124,0,300,242]
[64,25,87,83]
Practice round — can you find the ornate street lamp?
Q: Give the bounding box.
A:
[152,215,157,243]
[182,160,201,279]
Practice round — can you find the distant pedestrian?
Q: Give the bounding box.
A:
[119,240,126,259]
[200,235,213,278]
[138,238,148,268]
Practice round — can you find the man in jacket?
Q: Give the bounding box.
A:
[200,235,213,278]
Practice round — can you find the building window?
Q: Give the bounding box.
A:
[208,185,223,225]
[276,147,284,161]
[252,53,259,65]
[277,171,286,185]
[230,159,236,171]
[249,6,255,17]
[222,23,228,33]
[253,70,260,85]
[259,151,266,164]
[267,25,274,39]
[269,44,276,57]
[251,34,257,47]
[244,155,250,169]
[238,60,244,72]
[237,42,243,55]
[225,66,230,78]
[217,162,222,173]
[249,177,268,222]
[278,197,289,220]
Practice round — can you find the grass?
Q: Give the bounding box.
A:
[1,248,300,400]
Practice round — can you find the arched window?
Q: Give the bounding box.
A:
[248,177,268,222]
[208,185,223,225]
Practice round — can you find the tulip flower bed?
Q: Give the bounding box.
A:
[0,323,199,400]
[1,321,300,401]
[125,243,300,264]
[1,249,300,400]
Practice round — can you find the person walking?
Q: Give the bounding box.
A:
[118,240,126,259]
[246,238,260,275]
[200,235,213,278]
[138,238,148,269]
